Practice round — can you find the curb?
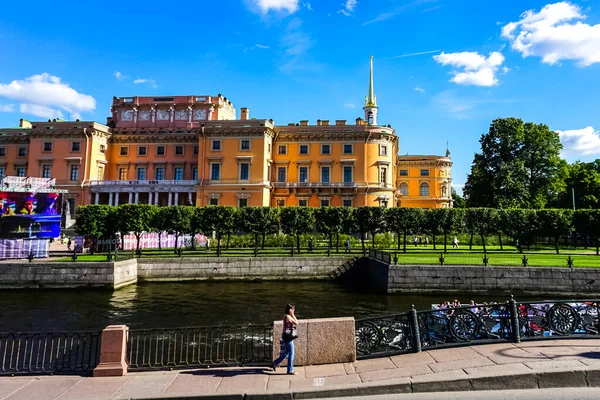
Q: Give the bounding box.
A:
[133,368,600,400]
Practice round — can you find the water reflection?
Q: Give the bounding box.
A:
[0,281,539,332]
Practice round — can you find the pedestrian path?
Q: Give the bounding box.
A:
[2,339,600,399]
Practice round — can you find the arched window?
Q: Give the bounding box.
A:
[400,183,408,196]
[441,185,447,197]
[420,182,429,197]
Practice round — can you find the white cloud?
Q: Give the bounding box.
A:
[390,49,440,59]
[433,51,506,86]
[432,90,519,119]
[343,103,356,108]
[0,73,95,120]
[414,86,426,93]
[502,2,600,67]
[0,104,15,112]
[557,126,600,156]
[255,44,270,49]
[279,18,318,73]
[253,0,299,14]
[133,78,158,88]
[114,71,126,81]
[338,0,357,16]
[364,0,440,25]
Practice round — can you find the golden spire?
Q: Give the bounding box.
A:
[365,56,377,107]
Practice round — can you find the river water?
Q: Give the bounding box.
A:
[0,281,543,332]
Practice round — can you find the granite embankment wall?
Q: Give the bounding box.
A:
[0,257,350,289]
[378,264,600,297]
[0,259,137,289]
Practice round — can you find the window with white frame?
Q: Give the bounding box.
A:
[193,145,198,155]
[156,146,165,156]
[71,142,80,152]
[321,144,331,155]
[118,167,127,180]
[343,144,353,154]
[43,142,52,152]
[238,198,248,207]
[18,147,27,157]
[155,167,165,180]
[0,167,5,179]
[240,139,250,151]
[380,167,387,185]
[342,199,353,207]
[239,163,250,180]
[298,166,308,183]
[137,167,146,180]
[320,199,330,207]
[420,169,430,176]
[276,200,285,208]
[420,182,430,196]
[211,140,221,151]
[400,169,409,176]
[119,146,128,156]
[16,167,26,177]
[278,145,287,155]
[192,166,198,181]
[299,144,309,155]
[211,163,221,180]
[343,166,353,183]
[379,145,388,156]
[70,165,79,181]
[0,147,6,157]
[298,199,307,207]
[174,167,183,180]
[138,146,147,156]
[175,145,184,156]
[42,164,51,179]
[209,198,219,206]
[321,166,330,183]
[277,167,286,182]
[400,183,409,196]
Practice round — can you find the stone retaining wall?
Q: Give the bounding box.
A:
[386,264,600,296]
[136,257,349,282]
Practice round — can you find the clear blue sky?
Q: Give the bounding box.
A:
[1,0,599,190]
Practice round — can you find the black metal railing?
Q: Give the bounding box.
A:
[0,331,101,375]
[356,298,600,359]
[127,324,273,371]
[369,249,391,264]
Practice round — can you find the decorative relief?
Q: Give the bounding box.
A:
[157,110,170,121]
[175,110,188,120]
[120,110,134,121]
[138,110,151,121]
[194,109,207,120]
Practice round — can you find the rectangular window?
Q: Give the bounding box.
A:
[343,144,353,154]
[175,145,184,156]
[299,144,309,155]
[0,147,5,157]
[137,168,146,180]
[277,167,286,182]
[343,199,353,207]
[0,167,5,179]
[18,147,27,157]
[278,145,287,155]
[155,167,165,180]
[43,142,52,152]
[320,199,330,207]
[174,167,183,181]
[238,198,248,208]
[42,165,51,179]
[276,200,285,208]
[343,166,353,183]
[138,146,147,156]
[193,145,199,155]
[400,169,409,176]
[379,145,388,156]
[119,168,127,180]
[321,166,330,183]
[211,163,220,180]
[100,144,106,154]
[211,140,221,151]
[72,142,81,152]
[239,163,249,180]
[70,165,79,181]
[209,198,219,206]
[192,166,198,181]
[420,184,430,196]
[321,144,331,155]
[156,146,165,156]
[16,167,26,177]
[299,167,308,183]
[298,199,307,207]
[380,167,387,184]
[420,169,430,176]
[119,146,128,156]
[240,139,250,151]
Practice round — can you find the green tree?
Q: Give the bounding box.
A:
[202,206,237,255]
[574,210,600,255]
[451,188,466,208]
[75,205,110,253]
[464,208,496,253]
[386,207,424,252]
[239,207,279,252]
[423,209,444,250]
[315,207,346,251]
[149,206,171,251]
[162,206,193,251]
[116,204,157,252]
[279,206,315,253]
[464,118,563,208]
[353,207,386,251]
[438,208,464,253]
[555,160,600,209]
[537,209,573,254]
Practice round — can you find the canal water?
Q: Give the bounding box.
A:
[0,281,542,332]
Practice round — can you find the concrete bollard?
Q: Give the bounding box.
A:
[93,325,129,377]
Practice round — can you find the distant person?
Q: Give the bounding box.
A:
[453,237,459,249]
[515,238,520,252]
[413,236,418,247]
[419,237,422,245]
[344,238,351,253]
[67,238,72,251]
[272,304,299,375]
[308,237,314,253]
[425,237,429,247]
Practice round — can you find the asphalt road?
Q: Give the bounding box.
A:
[325,388,600,400]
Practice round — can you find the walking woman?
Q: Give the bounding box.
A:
[271,304,298,375]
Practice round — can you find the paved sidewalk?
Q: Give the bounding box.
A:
[2,339,600,399]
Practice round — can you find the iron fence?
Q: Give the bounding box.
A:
[356,298,600,359]
[127,324,273,371]
[0,331,101,375]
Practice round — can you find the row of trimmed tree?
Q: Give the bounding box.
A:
[75,205,600,255]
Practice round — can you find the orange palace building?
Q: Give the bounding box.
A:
[0,58,453,216]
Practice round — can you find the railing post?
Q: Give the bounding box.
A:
[93,325,129,377]
[410,305,422,353]
[509,295,521,343]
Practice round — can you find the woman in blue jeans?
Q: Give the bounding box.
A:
[271,304,298,375]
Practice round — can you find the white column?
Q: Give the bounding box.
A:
[94,193,99,205]
[114,192,119,206]
[188,193,193,205]
[134,192,139,204]
[108,192,113,206]
[168,192,173,206]
[174,193,179,206]
[148,192,153,205]
[155,193,160,206]
[128,192,133,204]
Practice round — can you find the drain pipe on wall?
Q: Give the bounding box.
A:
[199,124,206,206]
